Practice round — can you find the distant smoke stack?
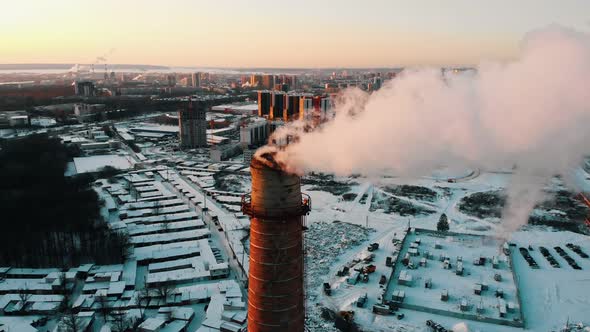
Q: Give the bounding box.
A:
[242,153,311,332]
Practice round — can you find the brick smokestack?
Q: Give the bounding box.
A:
[242,153,311,332]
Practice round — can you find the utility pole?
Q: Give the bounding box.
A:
[203,193,208,229]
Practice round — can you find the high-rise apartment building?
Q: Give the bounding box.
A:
[178,100,207,148]
[167,74,176,87]
[250,74,263,87]
[191,72,201,87]
[270,91,285,120]
[261,74,275,89]
[257,91,272,117]
[299,96,313,120]
[285,95,301,120]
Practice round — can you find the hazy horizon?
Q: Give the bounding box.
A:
[3,0,590,68]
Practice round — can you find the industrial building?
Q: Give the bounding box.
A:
[210,143,242,162]
[240,117,269,147]
[74,81,95,97]
[74,103,106,122]
[0,112,29,127]
[241,153,311,332]
[178,100,207,149]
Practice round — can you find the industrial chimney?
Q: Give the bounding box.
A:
[241,153,311,332]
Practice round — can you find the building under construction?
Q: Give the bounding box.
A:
[241,153,311,332]
[178,99,207,149]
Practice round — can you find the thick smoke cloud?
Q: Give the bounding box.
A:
[267,26,590,235]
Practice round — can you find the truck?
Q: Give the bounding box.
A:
[372,304,391,315]
[336,266,350,277]
[347,271,360,285]
[363,253,376,263]
[385,256,393,267]
[356,293,368,308]
[361,273,369,283]
[426,319,449,332]
[363,264,376,274]
[367,243,379,251]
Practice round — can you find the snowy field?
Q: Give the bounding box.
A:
[73,154,135,173]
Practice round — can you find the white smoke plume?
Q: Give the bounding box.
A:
[452,322,470,332]
[263,25,590,235]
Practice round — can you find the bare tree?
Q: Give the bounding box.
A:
[153,201,162,216]
[58,310,83,332]
[96,294,110,321]
[130,186,139,202]
[54,272,75,315]
[137,284,152,319]
[109,310,134,332]
[17,287,31,313]
[155,280,176,304]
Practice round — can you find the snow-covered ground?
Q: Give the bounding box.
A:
[73,155,135,173]
[299,168,590,332]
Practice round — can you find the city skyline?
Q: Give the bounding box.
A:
[2,0,590,68]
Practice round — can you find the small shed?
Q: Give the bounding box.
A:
[460,299,469,311]
[392,290,405,303]
[499,299,507,318]
[440,289,449,301]
[435,241,442,249]
[419,258,427,267]
[492,256,499,269]
[398,270,413,286]
[424,278,432,289]
[455,262,464,276]
[507,301,516,313]
[474,283,482,295]
[443,259,451,270]
[476,302,485,314]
